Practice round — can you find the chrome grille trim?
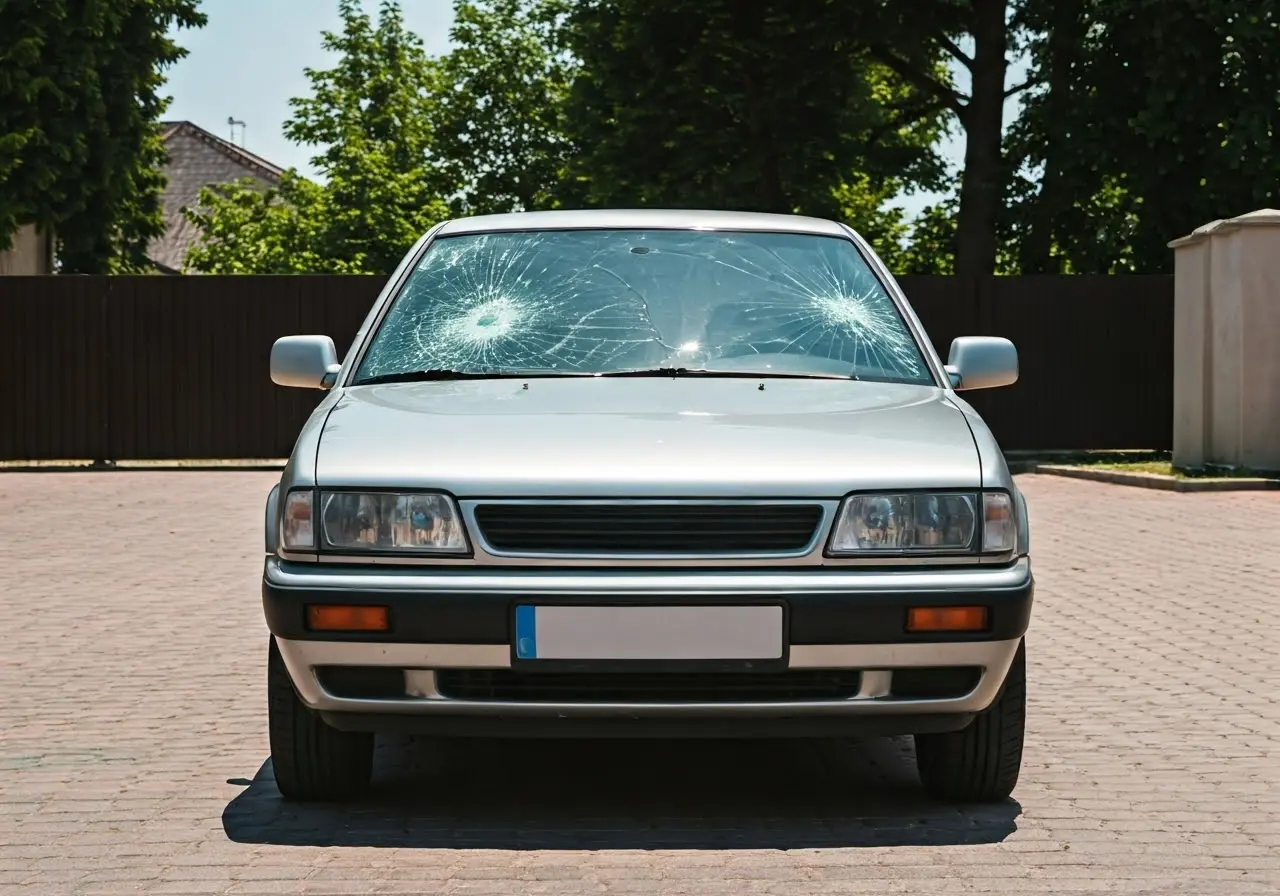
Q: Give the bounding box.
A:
[459,499,835,560]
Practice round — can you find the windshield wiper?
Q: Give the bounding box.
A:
[354,368,590,386]
[356,367,861,385]
[600,367,858,381]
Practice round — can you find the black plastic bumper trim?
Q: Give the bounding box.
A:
[316,710,977,739]
[263,575,1033,646]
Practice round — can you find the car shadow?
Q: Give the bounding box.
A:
[222,735,1021,850]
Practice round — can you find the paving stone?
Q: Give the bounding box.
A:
[1,471,1277,894]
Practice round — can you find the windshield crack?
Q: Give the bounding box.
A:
[355,229,932,384]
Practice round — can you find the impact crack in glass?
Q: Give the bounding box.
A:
[356,229,932,383]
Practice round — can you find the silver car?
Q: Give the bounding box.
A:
[264,209,1032,804]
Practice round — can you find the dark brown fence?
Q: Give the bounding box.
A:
[0,273,1172,460]
[899,274,1174,453]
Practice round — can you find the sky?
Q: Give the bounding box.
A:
[163,0,1028,219]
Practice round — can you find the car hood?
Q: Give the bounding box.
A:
[314,378,980,497]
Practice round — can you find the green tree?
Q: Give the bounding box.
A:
[183,174,363,274]
[0,0,205,272]
[900,195,960,275]
[848,0,1042,277]
[1007,0,1280,274]
[831,174,916,272]
[187,0,452,274]
[1000,0,1085,274]
[559,0,949,248]
[432,0,576,215]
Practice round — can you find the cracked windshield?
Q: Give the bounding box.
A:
[354,229,934,384]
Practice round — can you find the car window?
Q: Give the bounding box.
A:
[353,228,934,384]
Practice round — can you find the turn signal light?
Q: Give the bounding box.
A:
[906,606,988,633]
[306,604,390,632]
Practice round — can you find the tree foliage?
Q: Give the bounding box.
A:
[559,0,949,239]
[183,174,360,274]
[186,0,451,274]
[181,0,1280,278]
[839,0,1043,277]
[432,0,577,216]
[189,0,948,273]
[1007,0,1280,274]
[0,0,205,272]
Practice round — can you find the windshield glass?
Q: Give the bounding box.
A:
[353,228,934,384]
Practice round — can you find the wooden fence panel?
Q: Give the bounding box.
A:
[106,276,384,459]
[956,276,1174,451]
[0,277,110,460]
[0,273,1173,460]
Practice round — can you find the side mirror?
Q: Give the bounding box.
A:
[270,335,341,390]
[944,336,1018,391]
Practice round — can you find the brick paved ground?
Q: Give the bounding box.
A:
[2,471,1278,895]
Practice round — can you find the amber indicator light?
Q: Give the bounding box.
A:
[906,606,989,633]
[306,604,390,632]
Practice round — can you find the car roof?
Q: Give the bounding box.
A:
[434,208,849,238]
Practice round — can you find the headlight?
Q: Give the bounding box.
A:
[827,491,1015,555]
[279,489,470,554]
[316,491,468,554]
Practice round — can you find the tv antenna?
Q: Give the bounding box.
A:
[227,117,246,146]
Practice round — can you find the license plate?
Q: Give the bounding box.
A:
[513,605,784,661]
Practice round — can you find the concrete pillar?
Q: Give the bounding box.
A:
[1168,209,1280,471]
[0,224,55,275]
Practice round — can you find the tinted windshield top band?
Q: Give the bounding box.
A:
[435,210,849,238]
[434,225,847,238]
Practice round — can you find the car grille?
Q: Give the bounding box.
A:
[434,670,863,703]
[471,503,824,554]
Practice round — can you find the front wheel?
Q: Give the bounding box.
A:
[267,636,374,801]
[913,639,1026,803]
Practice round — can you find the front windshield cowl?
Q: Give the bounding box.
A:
[598,367,858,381]
[353,228,934,388]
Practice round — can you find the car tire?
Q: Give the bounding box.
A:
[267,636,374,801]
[913,638,1026,804]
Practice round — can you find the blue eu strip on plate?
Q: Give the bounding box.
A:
[515,605,537,659]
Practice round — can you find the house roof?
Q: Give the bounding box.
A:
[148,121,288,272]
[159,120,287,182]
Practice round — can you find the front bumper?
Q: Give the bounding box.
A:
[263,556,1033,737]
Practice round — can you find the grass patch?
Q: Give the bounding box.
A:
[1070,452,1279,480]
[0,458,286,470]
